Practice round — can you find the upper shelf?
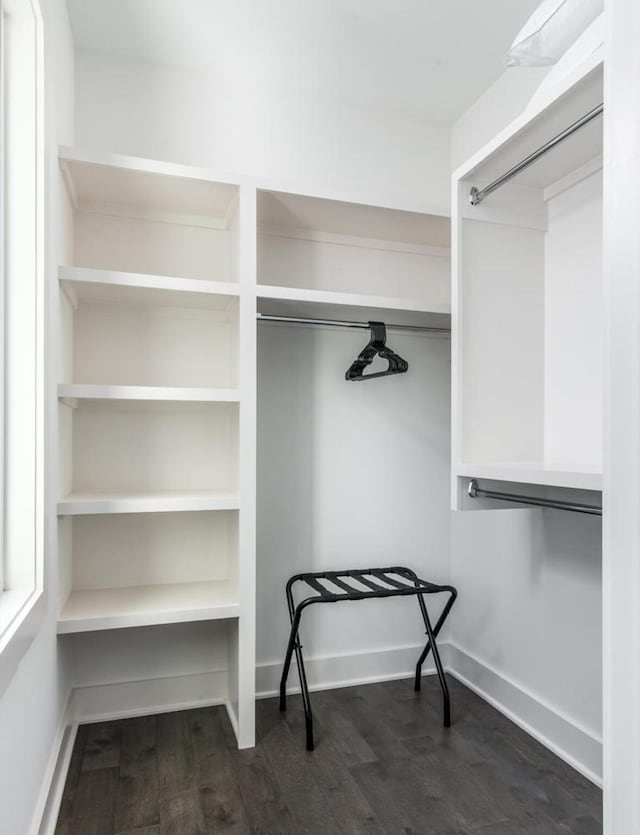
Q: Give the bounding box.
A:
[59,146,239,229]
[257,189,451,309]
[457,56,603,196]
[256,284,450,329]
[258,190,450,249]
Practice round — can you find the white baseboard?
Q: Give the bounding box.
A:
[32,690,77,835]
[73,670,228,723]
[447,642,603,786]
[256,641,443,698]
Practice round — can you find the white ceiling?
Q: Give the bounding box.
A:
[66,0,541,124]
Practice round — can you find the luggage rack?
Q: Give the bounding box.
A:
[279,566,457,750]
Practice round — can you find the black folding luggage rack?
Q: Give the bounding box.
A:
[279,566,457,750]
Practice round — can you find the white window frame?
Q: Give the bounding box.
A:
[0,0,45,691]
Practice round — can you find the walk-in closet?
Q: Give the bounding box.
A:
[2,1,640,833]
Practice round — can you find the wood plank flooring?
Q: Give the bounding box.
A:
[55,677,602,834]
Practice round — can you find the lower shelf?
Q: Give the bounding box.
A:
[57,579,240,634]
[58,490,240,516]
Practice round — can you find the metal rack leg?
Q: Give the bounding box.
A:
[279,609,301,712]
[415,592,451,727]
[414,589,457,691]
[279,587,315,750]
[279,578,298,711]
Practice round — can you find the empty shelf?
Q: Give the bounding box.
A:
[59,146,239,224]
[58,384,240,405]
[57,579,240,633]
[57,490,240,516]
[59,266,240,310]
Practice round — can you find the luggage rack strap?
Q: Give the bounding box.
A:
[369,569,415,590]
[303,576,334,598]
[322,572,363,594]
[290,567,443,599]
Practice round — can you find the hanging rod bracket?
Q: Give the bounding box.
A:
[469,188,481,207]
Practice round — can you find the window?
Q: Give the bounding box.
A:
[0,0,44,660]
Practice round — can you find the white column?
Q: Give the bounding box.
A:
[603,0,640,830]
[237,183,257,748]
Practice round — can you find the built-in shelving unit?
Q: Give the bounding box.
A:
[451,55,604,506]
[256,188,451,327]
[55,146,451,750]
[56,147,256,748]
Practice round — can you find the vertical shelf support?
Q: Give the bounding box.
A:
[603,2,640,831]
[236,184,258,749]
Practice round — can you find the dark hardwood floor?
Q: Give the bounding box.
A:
[55,676,602,834]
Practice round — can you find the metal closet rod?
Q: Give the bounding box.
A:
[467,479,602,516]
[257,313,450,335]
[469,102,604,206]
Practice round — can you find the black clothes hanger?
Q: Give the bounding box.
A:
[345,321,409,381]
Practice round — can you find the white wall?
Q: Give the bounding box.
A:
[74,51,451,211]
[450,66,603,782]
[256,324,451,692]
[0,1,75,833]
[451,67,549,170]
[451,509,602,759]
[545,171,603,471]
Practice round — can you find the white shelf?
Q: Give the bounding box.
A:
[59,145,241,190]
[59,146,239,228]
[455,55,603,192]
[257,284,451,329]
[57,579,240,634]
[58,490,240,516]
[456,462,602,492]
[58,384,240,405]
[258,190,450,248]
[59,265,240,310]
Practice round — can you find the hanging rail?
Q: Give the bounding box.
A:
[469,103,604,206]
[257,313,450,335]
[467,479,602,516]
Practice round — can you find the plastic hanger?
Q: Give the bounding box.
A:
[345,321,409,381]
